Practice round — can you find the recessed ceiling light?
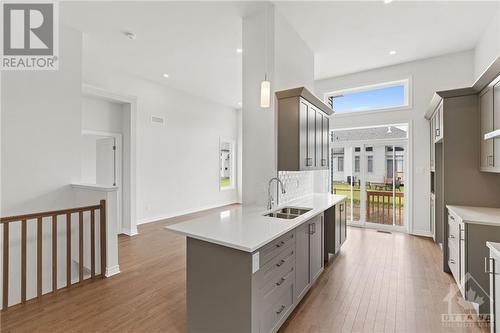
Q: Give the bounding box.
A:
[163,73,169,78]
[123,31,136,40]
[236,48,243,54]
[389,50,397,55]
[384,0,393,4]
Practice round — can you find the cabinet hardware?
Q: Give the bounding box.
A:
[449,215,454,221]
[276,277,286,286]
[276,305,286,314]
[449,234,455,239]
[306,158,313,167]
[321,159,326,166]
[449,259,456,265]
[276,259,286,267]
[488,155,494,167]
[485,257,495,274]
[436,128,440,137]
[275,241,285,248]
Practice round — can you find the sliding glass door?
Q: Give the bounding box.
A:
[331,140,408,230]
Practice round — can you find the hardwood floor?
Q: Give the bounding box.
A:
[0,205,486,333]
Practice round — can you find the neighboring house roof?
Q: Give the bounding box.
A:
[333,126,407,142]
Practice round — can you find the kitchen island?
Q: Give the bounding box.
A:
[166,193,347,333]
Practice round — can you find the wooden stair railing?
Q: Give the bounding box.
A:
[0,200,106,310]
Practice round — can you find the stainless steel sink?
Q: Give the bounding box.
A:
[264,207,312,220]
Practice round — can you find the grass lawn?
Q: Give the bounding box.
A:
[220,177,231,188]
[333,183,405,207]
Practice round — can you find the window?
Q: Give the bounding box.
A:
[367,156,373,173]
[219,139,235,190]
[354,156,360,173]
[338,157,344,172]
[326,79,410,114]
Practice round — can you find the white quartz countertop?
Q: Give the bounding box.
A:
[165,193,347,252]
[447,205,500,226]
[487,242,500,258]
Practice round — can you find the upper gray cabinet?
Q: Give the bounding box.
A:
[276,87,333,171]
[479,77,500,173]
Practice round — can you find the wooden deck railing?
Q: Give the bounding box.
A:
[0,200,106,310]
[366,190,404,225]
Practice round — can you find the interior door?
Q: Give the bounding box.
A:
[96,137,116,186]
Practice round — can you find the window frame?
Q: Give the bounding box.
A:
[367,155,374,173]
[324,78,412,116]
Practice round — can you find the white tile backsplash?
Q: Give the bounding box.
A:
[278,171,314,205]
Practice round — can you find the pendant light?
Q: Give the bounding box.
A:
[260,5,271,109]
[260,74,271,108]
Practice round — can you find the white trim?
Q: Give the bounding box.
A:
[82,83,138,237]
[137,201,240,225]
[324,78,412,115]
[121,227,139,236]
[410,230,433,238]
[105,265,121,278]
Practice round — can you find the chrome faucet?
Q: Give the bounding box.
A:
[267,177,286,210]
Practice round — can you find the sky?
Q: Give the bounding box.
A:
[332,85,405,113]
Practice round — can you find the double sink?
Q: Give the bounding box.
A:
[264,207,312,220]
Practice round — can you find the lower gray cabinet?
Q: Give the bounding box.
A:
[335,201,347,253]
[487,246,500,333]
[294,213,324,303]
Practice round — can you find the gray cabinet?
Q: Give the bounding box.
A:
[294,213,324,303]
[487,246,500,333]
[480,87,495,170]
[432,101,444,143]
[276,87,333,171]
[335,201,347,253]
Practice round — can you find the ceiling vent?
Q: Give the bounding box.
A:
[150,115,165,126]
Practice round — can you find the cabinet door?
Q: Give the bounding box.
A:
[335,205,341,253]
[315,111,323,169]
[309,215,323,282]
[322,115,329,169]
[481,87,494,169]
[295,222,310,301]
[494,83,500,168]
[340,202,347,245]
[306,104,316,169]
[435,102,444,142]
[299,101,309,170]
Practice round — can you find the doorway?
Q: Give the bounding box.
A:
[331,125,409,232]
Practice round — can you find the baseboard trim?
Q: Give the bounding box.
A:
[137,201,240,225]
[410,230,433,238]
[121,227,139,236]
[105,265,120,277]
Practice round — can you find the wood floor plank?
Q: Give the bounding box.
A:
[0,208,487,333]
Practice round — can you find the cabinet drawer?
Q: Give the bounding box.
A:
[260,231,295,266]
[260,279,294,333]
[260,263,294,304]
[255,244,295,288]
[448,238,460,284]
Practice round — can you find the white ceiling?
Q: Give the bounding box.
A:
[62,1,497,108]
[61,2,264,108]
[275,1,498,79]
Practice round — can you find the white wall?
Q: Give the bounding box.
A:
[83,50,240,224]
[82,96,124,133]
[474,3,500,81]
[315,50,474,236]
[242,5,315,206]
[1,26,83,307]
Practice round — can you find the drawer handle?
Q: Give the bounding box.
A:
[275,241,285,248]
[449,259,456,265]
[449,234,455,239]
[276,277,286,286]
[276,305,286,315]
[276,259,286,267]
[306,158,313,166]
[449,215,454,221]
